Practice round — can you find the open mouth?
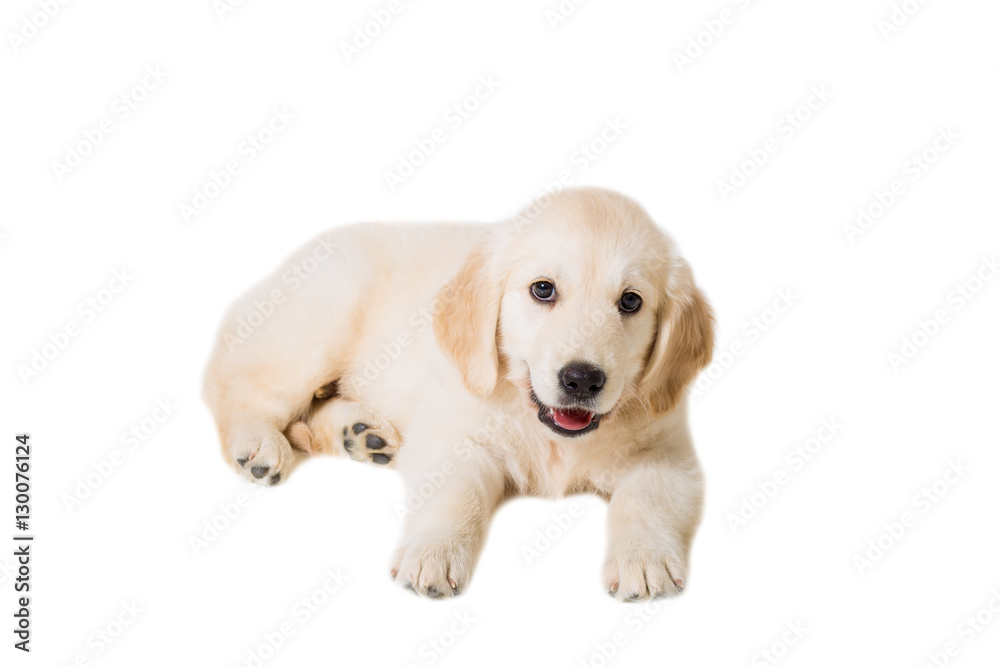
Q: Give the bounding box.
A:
[530,392,602,437]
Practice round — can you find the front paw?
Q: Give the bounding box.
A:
[391,534,474,599]
[604,540,687,601]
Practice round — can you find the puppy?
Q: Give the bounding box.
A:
[203,187,714,600]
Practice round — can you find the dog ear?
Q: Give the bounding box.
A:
[434,244,504,396]
[641,261,714,414]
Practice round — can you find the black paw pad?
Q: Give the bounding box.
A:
[371,453,391,465]
[365,434,386,450]
[236,457,249,467]
[269,473,281,484]
[425,586,444,598]
[251,465,270,479]
[343,438,354,452]
[352,423,368,435]
[342,427,348,438]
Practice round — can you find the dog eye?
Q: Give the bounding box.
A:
[619,292,642,313]
[530,281,556,302]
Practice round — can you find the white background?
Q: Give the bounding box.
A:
[2,0,999,665]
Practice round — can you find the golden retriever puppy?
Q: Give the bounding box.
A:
[203,187,714,600]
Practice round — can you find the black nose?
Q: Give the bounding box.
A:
[559,362,605,399]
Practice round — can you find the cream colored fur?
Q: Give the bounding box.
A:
[203,188,714,600]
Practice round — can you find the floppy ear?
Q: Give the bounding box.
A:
[641,262,715,414]
[433,244,504,396]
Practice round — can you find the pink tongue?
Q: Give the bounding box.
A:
[551,408,593,431]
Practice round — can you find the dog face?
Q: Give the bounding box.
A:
[435,188,714,437]
[498,209,662,436]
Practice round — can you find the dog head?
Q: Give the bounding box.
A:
[434,188,714,437]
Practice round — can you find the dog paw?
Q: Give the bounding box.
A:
[229,426,292,486]
[604,542,686,601]
[340,418,400,467]
[391,535,473,599]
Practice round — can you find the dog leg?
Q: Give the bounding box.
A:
[603,456,704,601]
[202,231,366,485]
[390,445,505,598]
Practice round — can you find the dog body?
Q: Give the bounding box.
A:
[203,188,714,600]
